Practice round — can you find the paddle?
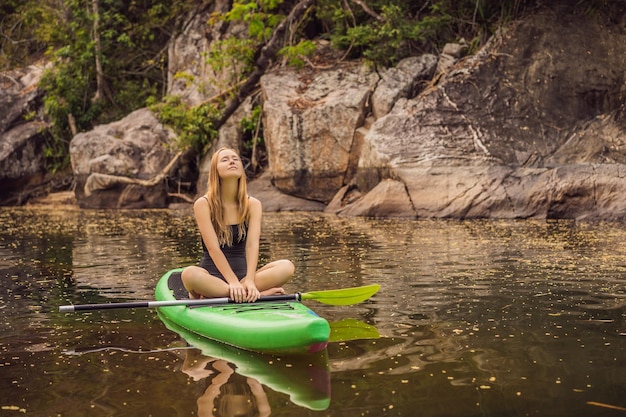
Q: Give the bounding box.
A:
[59,284,380,312]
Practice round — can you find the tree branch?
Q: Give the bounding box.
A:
[214,0,316,128]
[350,0,384,22]
[91,0,105,102]
[84,151,183,196]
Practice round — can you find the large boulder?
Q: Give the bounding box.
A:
[255,53,437,209]
[342,8,626,219]
[260,64,380,204]
[69,108,179,208]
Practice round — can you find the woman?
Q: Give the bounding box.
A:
[181,147,294,303]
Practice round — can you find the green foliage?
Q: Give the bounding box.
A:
[240,105,264,150]
[579,0,617,16]
[42,132,71,174]
[0,1,63,68]
[316,0,531,66]
[207,37,258,87]
[225,0,286,42]
[207,0,288,88]
[149,96,219,154]
[40,56,100,134]
[279,40,316,68]
[343,5,435,64]
[2,0,194,172]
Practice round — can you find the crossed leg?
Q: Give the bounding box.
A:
[181,259,295,299]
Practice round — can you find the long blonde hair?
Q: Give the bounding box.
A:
[206,147,250,246]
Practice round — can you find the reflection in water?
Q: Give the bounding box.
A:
[160,311,331,412]
[184,355,271,417]
[0,207,625,416]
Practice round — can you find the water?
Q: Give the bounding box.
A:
[0,206,624,416]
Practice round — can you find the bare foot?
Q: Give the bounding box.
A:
[260,287,285,296]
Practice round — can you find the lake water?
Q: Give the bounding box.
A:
[0,206,624,417]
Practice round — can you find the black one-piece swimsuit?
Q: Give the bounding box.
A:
[199,223,247,280]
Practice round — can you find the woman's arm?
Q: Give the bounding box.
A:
[242,197,262,301]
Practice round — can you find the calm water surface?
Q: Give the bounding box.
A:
[0,206,624,417]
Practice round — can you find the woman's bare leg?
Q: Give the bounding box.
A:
[249,259,295,295]
[182,260,294,299]
[181,266,229,299]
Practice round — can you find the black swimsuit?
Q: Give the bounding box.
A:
[199,223,248,280]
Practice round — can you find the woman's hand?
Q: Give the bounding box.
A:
[242,279,261,302]
[228,282,246,303]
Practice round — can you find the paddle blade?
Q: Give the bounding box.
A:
[301,284,380,306]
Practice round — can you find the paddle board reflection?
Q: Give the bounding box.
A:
[159,312,331,412]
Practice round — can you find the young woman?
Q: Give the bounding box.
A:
[181,147,294,303]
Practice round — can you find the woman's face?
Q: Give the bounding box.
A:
[216,149,244,179]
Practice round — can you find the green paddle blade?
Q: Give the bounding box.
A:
[329,319,380,343]
[301,284,380,306]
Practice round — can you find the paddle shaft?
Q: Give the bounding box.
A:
[59,283,380,312]
[59,294,301,312]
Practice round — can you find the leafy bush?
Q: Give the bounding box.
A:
[149,95,219,154]
[279,40,317,68]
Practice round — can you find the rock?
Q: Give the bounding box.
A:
[404,164,626,220]
[261,64,379,204]
[69,108,179,208]
[0,64,45,132]
[167,0,247,105]
[0,122,48,199]
[327,179,416,217]
[248,172,325,212]
[330,7,626,219]
[435,41,468,75]
[0,64,49,204]
[370,54,438,119]
[27,191,77,206]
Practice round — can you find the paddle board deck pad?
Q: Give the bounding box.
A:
[155,268,330,353]
[158,311,331,410]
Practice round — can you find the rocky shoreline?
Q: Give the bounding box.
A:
[3,4,626,219]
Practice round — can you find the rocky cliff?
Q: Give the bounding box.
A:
[324,9,626,219]
[258,6,626,219]
[2,4,625,219]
